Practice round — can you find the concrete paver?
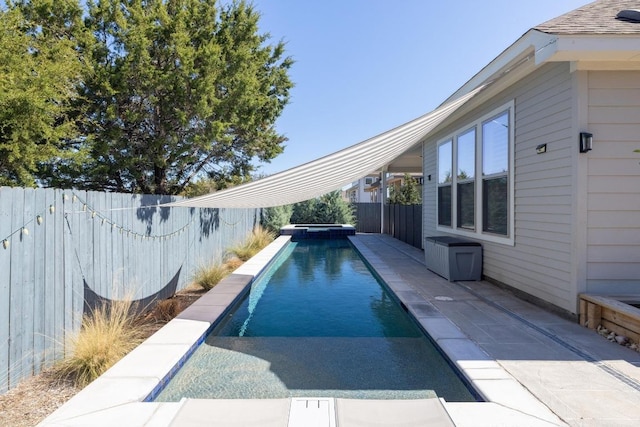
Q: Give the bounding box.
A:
[354,234,640,426]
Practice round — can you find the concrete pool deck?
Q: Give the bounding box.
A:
[39,234,640,426]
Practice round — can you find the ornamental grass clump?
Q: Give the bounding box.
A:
[52,296,146,387]
[191,261,229,291]
[229,226,275,261]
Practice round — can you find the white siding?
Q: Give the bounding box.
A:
[423,63,576,312]
[586,71,640,293]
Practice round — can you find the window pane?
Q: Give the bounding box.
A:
[482,112,508,176]
[438,186,452,226]
[457,181,474,229]
[483,176,508,235]
[457,129,475,180]
[438,140,452,184]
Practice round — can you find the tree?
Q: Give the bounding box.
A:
[45,0,293,194]
[290,191,355,225]
[0,0,86,186]
[388,173,422,205]
[261,204,293,233]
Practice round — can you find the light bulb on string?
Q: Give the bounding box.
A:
[49,205,55,214]
[2,239,9,249]
[36,215,43,225]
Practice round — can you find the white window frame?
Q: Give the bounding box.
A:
[436,101,515,246]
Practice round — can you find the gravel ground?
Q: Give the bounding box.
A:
[0,288,205,427]
[0,371,80,427]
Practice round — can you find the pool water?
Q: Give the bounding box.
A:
[154,239,476,402]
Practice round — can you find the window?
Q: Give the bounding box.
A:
[436,103,513,243]
[457,128,475,230]
[437,140,452,227]
[482,112,509,235]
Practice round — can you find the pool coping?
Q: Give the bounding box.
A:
[38,235,563,426]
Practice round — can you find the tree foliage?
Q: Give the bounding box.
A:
[290,191,355,225]
[261,204,293,234]
[388,173,422,205]
[0,0,86,186]
[1,0,293,194]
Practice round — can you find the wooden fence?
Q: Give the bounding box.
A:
[385,204,423,249]
[0,187,259,393]
[353,203,423,249]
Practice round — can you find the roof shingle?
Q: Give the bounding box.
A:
[535,0,640,34]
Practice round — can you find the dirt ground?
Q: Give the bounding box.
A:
[0,288,205,427]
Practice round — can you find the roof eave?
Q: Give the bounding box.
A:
[541,33,640,65]
[443,29,554,104]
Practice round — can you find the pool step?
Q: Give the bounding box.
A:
[288,398,336,427]
[169,397,455,426]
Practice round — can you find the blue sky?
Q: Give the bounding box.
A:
[250,0,590,176]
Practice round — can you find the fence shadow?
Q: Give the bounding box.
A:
[135,194,175,235]
[83,267,182,316]
[199,208,220,240]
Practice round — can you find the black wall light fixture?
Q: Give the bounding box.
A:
[536,143,547,154]
[579,132,593,153]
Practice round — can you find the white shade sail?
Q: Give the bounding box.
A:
[167,86,484,209]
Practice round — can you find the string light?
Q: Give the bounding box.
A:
[60,192,199,240]
[0,192,207,251]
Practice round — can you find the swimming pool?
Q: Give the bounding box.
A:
[154,238,476,402]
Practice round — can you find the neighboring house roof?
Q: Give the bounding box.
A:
[535,0,640,35]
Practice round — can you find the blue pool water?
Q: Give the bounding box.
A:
[154,239,476,402]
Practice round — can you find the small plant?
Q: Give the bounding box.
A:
[224,256,244,272]
[229,226,275,261]
[152,298,184,321]
[52,296,147,387]
[191,261,229,290]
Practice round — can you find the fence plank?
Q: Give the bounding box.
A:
[353,203,423,249]
[32,189,46,375]
[9,188,25,388]
[0,188,13,392]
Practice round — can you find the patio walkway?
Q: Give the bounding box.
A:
[352,234,640,427]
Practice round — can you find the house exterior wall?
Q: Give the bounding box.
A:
[423,62,578,312]
[585,70,640,294]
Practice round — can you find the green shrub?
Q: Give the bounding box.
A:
[291,191,355,225]
[261,204,293,233]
